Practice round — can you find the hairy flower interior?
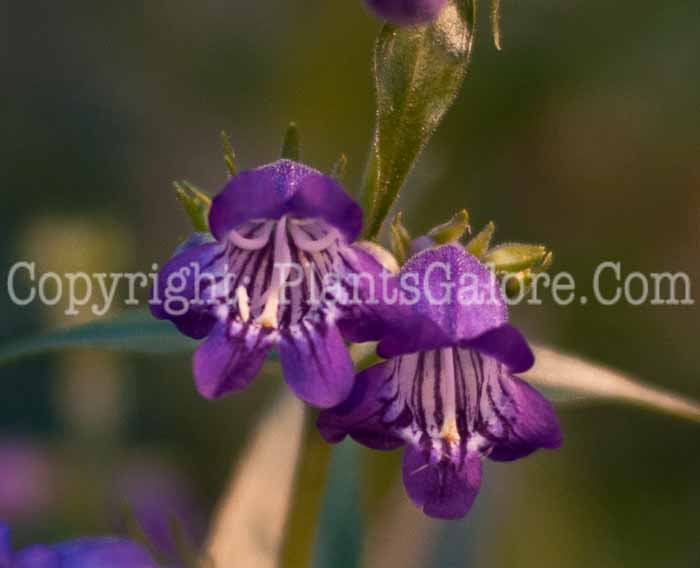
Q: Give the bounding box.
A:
[214,215,347,334]
[382,348,519,464]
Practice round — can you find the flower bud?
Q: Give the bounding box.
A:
[365,0,447,26]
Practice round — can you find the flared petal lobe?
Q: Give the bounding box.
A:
[279,321,355,408]
[487,375,562,461]
[316,360,407,450]
[150,239,227,339]
[209,160,363,243]
[193,323,272,400]
[376,245,508,357]
[463,323,535,374]
[402,445,482,519]
[365,0,447,25]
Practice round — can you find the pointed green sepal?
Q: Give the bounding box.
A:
[484,243,549,273]
[220,130,238,178]
[504,270,532,299]
[428,209,471,244]
[174,180,211,233]
[281,122,301,161]
[466,221,495,258]
[331,154,348,181]
[500,250,553,299]
[390,212,412,266]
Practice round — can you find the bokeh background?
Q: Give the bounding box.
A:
[3,0,699,566]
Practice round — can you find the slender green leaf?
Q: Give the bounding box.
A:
[0,310,195,366]
[362,0,476,240]
[525,345,700,422]
[206,392,305,568]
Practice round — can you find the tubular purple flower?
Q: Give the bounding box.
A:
[151,159,383,408]
[0,523,156,568]
[112,461,205,564]
[0,442,53,522]
[318,244,562,519]
[365,0,447,26]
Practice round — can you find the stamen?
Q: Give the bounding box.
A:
[289,222,339,253]
[236,286,250,322]
[257,216,292,329]
[229,222,275,250]
[440,348,461,445]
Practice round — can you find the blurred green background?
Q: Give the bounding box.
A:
[3,0,699,566]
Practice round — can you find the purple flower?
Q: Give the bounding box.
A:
[0,442,53,523]
[151,159,382,408]
[113,460,205,563]
[0,523,156,568]
[365,0,447,25]
[318,245,562,519]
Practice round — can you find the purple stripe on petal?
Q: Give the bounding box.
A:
[317,361,406,450]
[150,240,227,339]
[279,321,354,408]
[402,445,482,520]
[193,323,272,400]
[488,375,563,462]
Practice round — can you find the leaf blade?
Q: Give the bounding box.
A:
[525,344,700,423]
[363,0,477,240]
[0,310,195,366]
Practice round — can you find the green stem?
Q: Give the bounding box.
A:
[279,407,333,568]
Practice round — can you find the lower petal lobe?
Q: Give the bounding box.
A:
[402,445,482,520]
[193,323,272,400]
[317,360,406,450]
[486,375,562,461]
[279,319,354,409]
